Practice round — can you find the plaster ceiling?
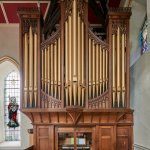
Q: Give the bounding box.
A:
[0,0,121,24]
[0,1,50,24]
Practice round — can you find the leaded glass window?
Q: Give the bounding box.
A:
[4,71,21,141]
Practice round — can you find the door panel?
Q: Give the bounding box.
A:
[36,126,54,150]
[117,126,131,150]
[117,137,129,150]
[39,138,49,150]
[99,126,114,150]
[37,126,49,150]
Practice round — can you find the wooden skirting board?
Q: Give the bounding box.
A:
[134,144,150,150]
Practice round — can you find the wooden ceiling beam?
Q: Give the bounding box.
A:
[89,0,105,26]
[43,0,60,38]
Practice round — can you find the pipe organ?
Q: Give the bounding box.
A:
[18,3,133,150]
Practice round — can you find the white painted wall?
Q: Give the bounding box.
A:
[130,0,146,66]
[130,0,150,149]
[131,51,150,149]
[0,25,20,63]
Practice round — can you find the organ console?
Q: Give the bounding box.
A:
[18,1,133,150]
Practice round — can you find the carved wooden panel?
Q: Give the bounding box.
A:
[36,126,54,150]
[99,126,114,150]
[37,126,49,150]
[117,126,132,150]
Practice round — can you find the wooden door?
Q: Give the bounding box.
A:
[98,126,114,150]
[36,126,54,150]
[117,126,132,150]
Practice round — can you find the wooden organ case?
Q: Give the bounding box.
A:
[18,1,133,150]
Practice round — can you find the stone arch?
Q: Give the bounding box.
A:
[0,56,19,69]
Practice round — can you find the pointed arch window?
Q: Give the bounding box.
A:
[4,71,21,141]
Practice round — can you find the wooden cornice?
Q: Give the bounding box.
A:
[21,108,133,125]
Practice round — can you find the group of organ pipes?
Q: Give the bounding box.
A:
[88,32,109,100]
[19,2,131,110]
[41,36,61,102]
[112,27,127,108]
[23,25,38,108]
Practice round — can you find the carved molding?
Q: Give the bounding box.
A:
[89,28,109,49]
[17,7,40,34]
[22,19,38,34]
[17,7,40,19]
[65,0,73,20]
[22,109,133,125]
[77,0,86,22]
[66,107,83,124]
[88,91,110,109]
[109,7,131,13]
[41,28,60,50]
[41,91,61,109]
[112,20,127,34]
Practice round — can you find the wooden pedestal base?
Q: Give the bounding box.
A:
[22,108,133,150]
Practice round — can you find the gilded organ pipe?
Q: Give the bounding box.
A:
[72,0,77,106]
[45,48,47,93]
[103,48,106,93]
[51,44,54,96]
[73,0,77,78]
[54,41,58,98]
[24,33,28,107]
[81,21,84,106]
[29,26,33,107]
[117,27,121,107]
[78,13,81,106]
[92,40,96,98]
[58,38,61,100]
[47,46,50,95]
[34,33,37,107]
[112,34,116,107]
[89,38,92,99]
[99,45,102,95]
[73,83,77,105]
[42,49,44,91]
[122,33,125,107]
[96,44,99,97]
[65,21,69,106]
[68,14,72,106]
[106,49,108,90]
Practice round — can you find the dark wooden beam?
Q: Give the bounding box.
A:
[46,6,60,36]
[43,0,60,38]
[89,0,105,25]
